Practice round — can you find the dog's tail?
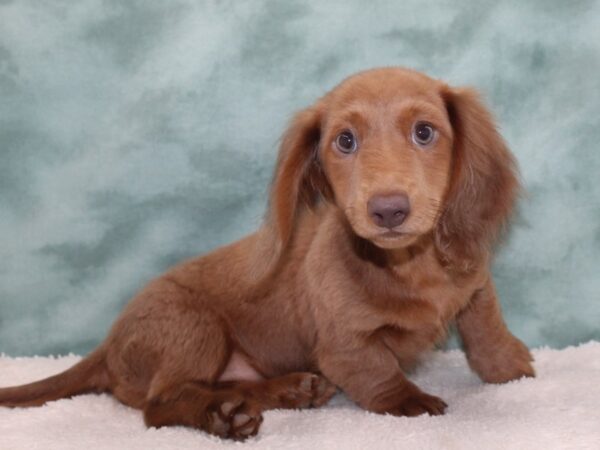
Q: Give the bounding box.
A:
[0,347,109,407]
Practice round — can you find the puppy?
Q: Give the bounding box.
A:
[0,67,534,440]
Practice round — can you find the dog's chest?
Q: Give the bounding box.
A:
[388,251,476,326]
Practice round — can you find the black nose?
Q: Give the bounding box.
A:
[367,193,410,229]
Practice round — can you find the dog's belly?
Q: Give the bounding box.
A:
[219,351,264,382]
[227,322,315,377]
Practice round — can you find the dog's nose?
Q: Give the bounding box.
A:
[367,193,410,229]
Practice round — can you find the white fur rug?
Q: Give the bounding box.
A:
[1,342,599,450]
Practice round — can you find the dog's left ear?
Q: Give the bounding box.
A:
[436,87,520,272]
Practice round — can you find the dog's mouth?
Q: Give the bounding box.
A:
[369,230,419,249]
[379,230,404,238]
[370,230,413,249]
[345,212,419,248]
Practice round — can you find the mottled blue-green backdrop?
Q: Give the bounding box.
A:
[1,1,599,356]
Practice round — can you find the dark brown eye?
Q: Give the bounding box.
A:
[335,130,358,154]
[412,122,437,146]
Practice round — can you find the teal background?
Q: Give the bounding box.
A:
[1,1,599,356]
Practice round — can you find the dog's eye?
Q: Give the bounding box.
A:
[335,130,358,154]
[412,122,437,147]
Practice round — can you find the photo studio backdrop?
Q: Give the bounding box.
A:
[1,0,599,355]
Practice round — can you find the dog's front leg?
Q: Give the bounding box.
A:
[457,277,535,383]
[316,338,447,416]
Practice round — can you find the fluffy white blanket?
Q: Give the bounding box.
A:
[1,342,599,449]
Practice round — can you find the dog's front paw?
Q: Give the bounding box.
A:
[386,390,448,417]
[470,337,535,384]
[493,337,535,383]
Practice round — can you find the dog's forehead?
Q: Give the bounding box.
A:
[327,67,444,109]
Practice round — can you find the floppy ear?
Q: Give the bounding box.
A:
[252,104,331,279]
[269,104,331,247]
[436,87,520,272]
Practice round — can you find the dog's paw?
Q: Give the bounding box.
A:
[278,373,337,408]
[203,396,263,440]
[386,390,448,417]
[472,337,535,384]
[300,373,338,407]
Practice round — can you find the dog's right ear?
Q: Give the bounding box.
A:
[252,104,331,280]
[269,104,331,247]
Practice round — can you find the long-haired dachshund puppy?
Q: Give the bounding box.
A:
[0,67,534,440]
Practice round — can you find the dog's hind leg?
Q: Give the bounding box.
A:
[103,278,233,409]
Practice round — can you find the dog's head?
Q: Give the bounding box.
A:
[267,67,518,271]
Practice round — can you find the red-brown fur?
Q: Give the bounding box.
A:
[0,67,534,440]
